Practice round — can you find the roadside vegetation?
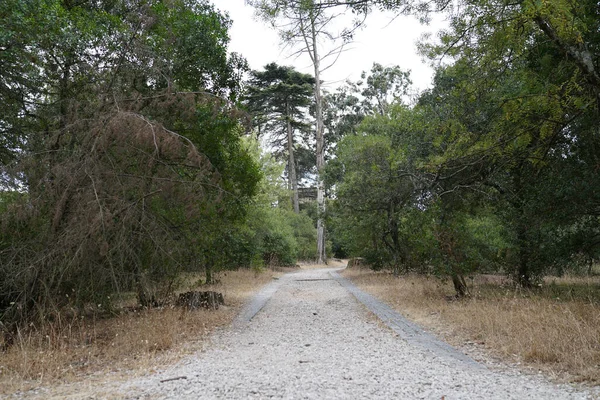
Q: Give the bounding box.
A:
[320,0,600,382]
[0,0,315,393]
[0,269,277,395]
[1,0,599,393]
[344,267,600,383]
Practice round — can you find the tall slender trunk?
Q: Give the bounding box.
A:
[387,201,401,276]
[437,206,469,297]
[516,223,532,287]
[309,14,326,264]
[205,262,213,285]
[286,103,300,213]
[512,166,533,288]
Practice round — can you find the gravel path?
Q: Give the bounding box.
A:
[117,267,596,399]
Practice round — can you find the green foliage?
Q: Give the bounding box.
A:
[222,135,317,268]
[0,0,259,330]
[325,0,600,294]
[243,63,315,194]
[253,208,298,266]
[148,0,247,96]
[323,63,412,153]
[330,130,430,273]
[0,191,22,214]
[289,209,319,260]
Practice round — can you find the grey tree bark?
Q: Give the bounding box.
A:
[305,10,327,264]
[250,0,362,263]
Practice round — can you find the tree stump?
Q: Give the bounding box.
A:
[176,291,224,310]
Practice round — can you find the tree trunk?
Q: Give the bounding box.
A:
[205,263,213,285]
[286,103,300,213]
[516,222,533,288]
[310,13,326,264]
[451,273,469,297]
[436,208,470,297]
[135,263,156,308]
[388,201,401,276]
[512,166,533,288]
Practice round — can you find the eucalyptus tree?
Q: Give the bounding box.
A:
[245,63,315,212]
[250,0,364,263]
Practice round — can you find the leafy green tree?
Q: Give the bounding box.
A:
[244,63,315,213]
[358,63,412,115]
[329,99,509,295]
[0,0,259,332]
[250,0,365,263]
[330,104,432,273]
[238,135,317,266]
[415,0,600,285]
[323,63,412,152]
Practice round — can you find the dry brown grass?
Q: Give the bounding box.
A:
[342,269,600,383]
[0,269,275,396]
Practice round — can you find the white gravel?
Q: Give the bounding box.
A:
[114,268,597,399]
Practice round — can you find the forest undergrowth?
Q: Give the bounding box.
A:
[343,268,600,384]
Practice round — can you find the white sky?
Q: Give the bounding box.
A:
[210,1,447,94]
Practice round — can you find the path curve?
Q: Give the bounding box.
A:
[118,267,595,399]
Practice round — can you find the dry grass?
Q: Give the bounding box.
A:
[342,269,600,383]
[0,269,275,396]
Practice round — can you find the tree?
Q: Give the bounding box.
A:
[244,63,315,213]
[416,0,600,286]
[247,135,318,263]
[332,132,421,274]
[250,0,363,263]
[323,62,412,152]
[358,63,412,115]
[0,0,260,332]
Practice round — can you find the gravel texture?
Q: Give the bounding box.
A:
[116,267,597,399]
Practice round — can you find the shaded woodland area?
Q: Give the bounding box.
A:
[250,0,600,296]
[1,0,600,358]
[0,0,317,344]
[322,0,600,296]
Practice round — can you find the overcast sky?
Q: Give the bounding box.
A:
[210,1,447,94]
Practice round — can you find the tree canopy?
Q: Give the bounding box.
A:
[0,0,261,331]
[323,0,600,294]
[244,63,315,212]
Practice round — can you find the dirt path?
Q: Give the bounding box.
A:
[89,267,593,399]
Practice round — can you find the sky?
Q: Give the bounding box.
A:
[210,1,447,94]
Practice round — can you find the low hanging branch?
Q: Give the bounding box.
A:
[0,93,234,331]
